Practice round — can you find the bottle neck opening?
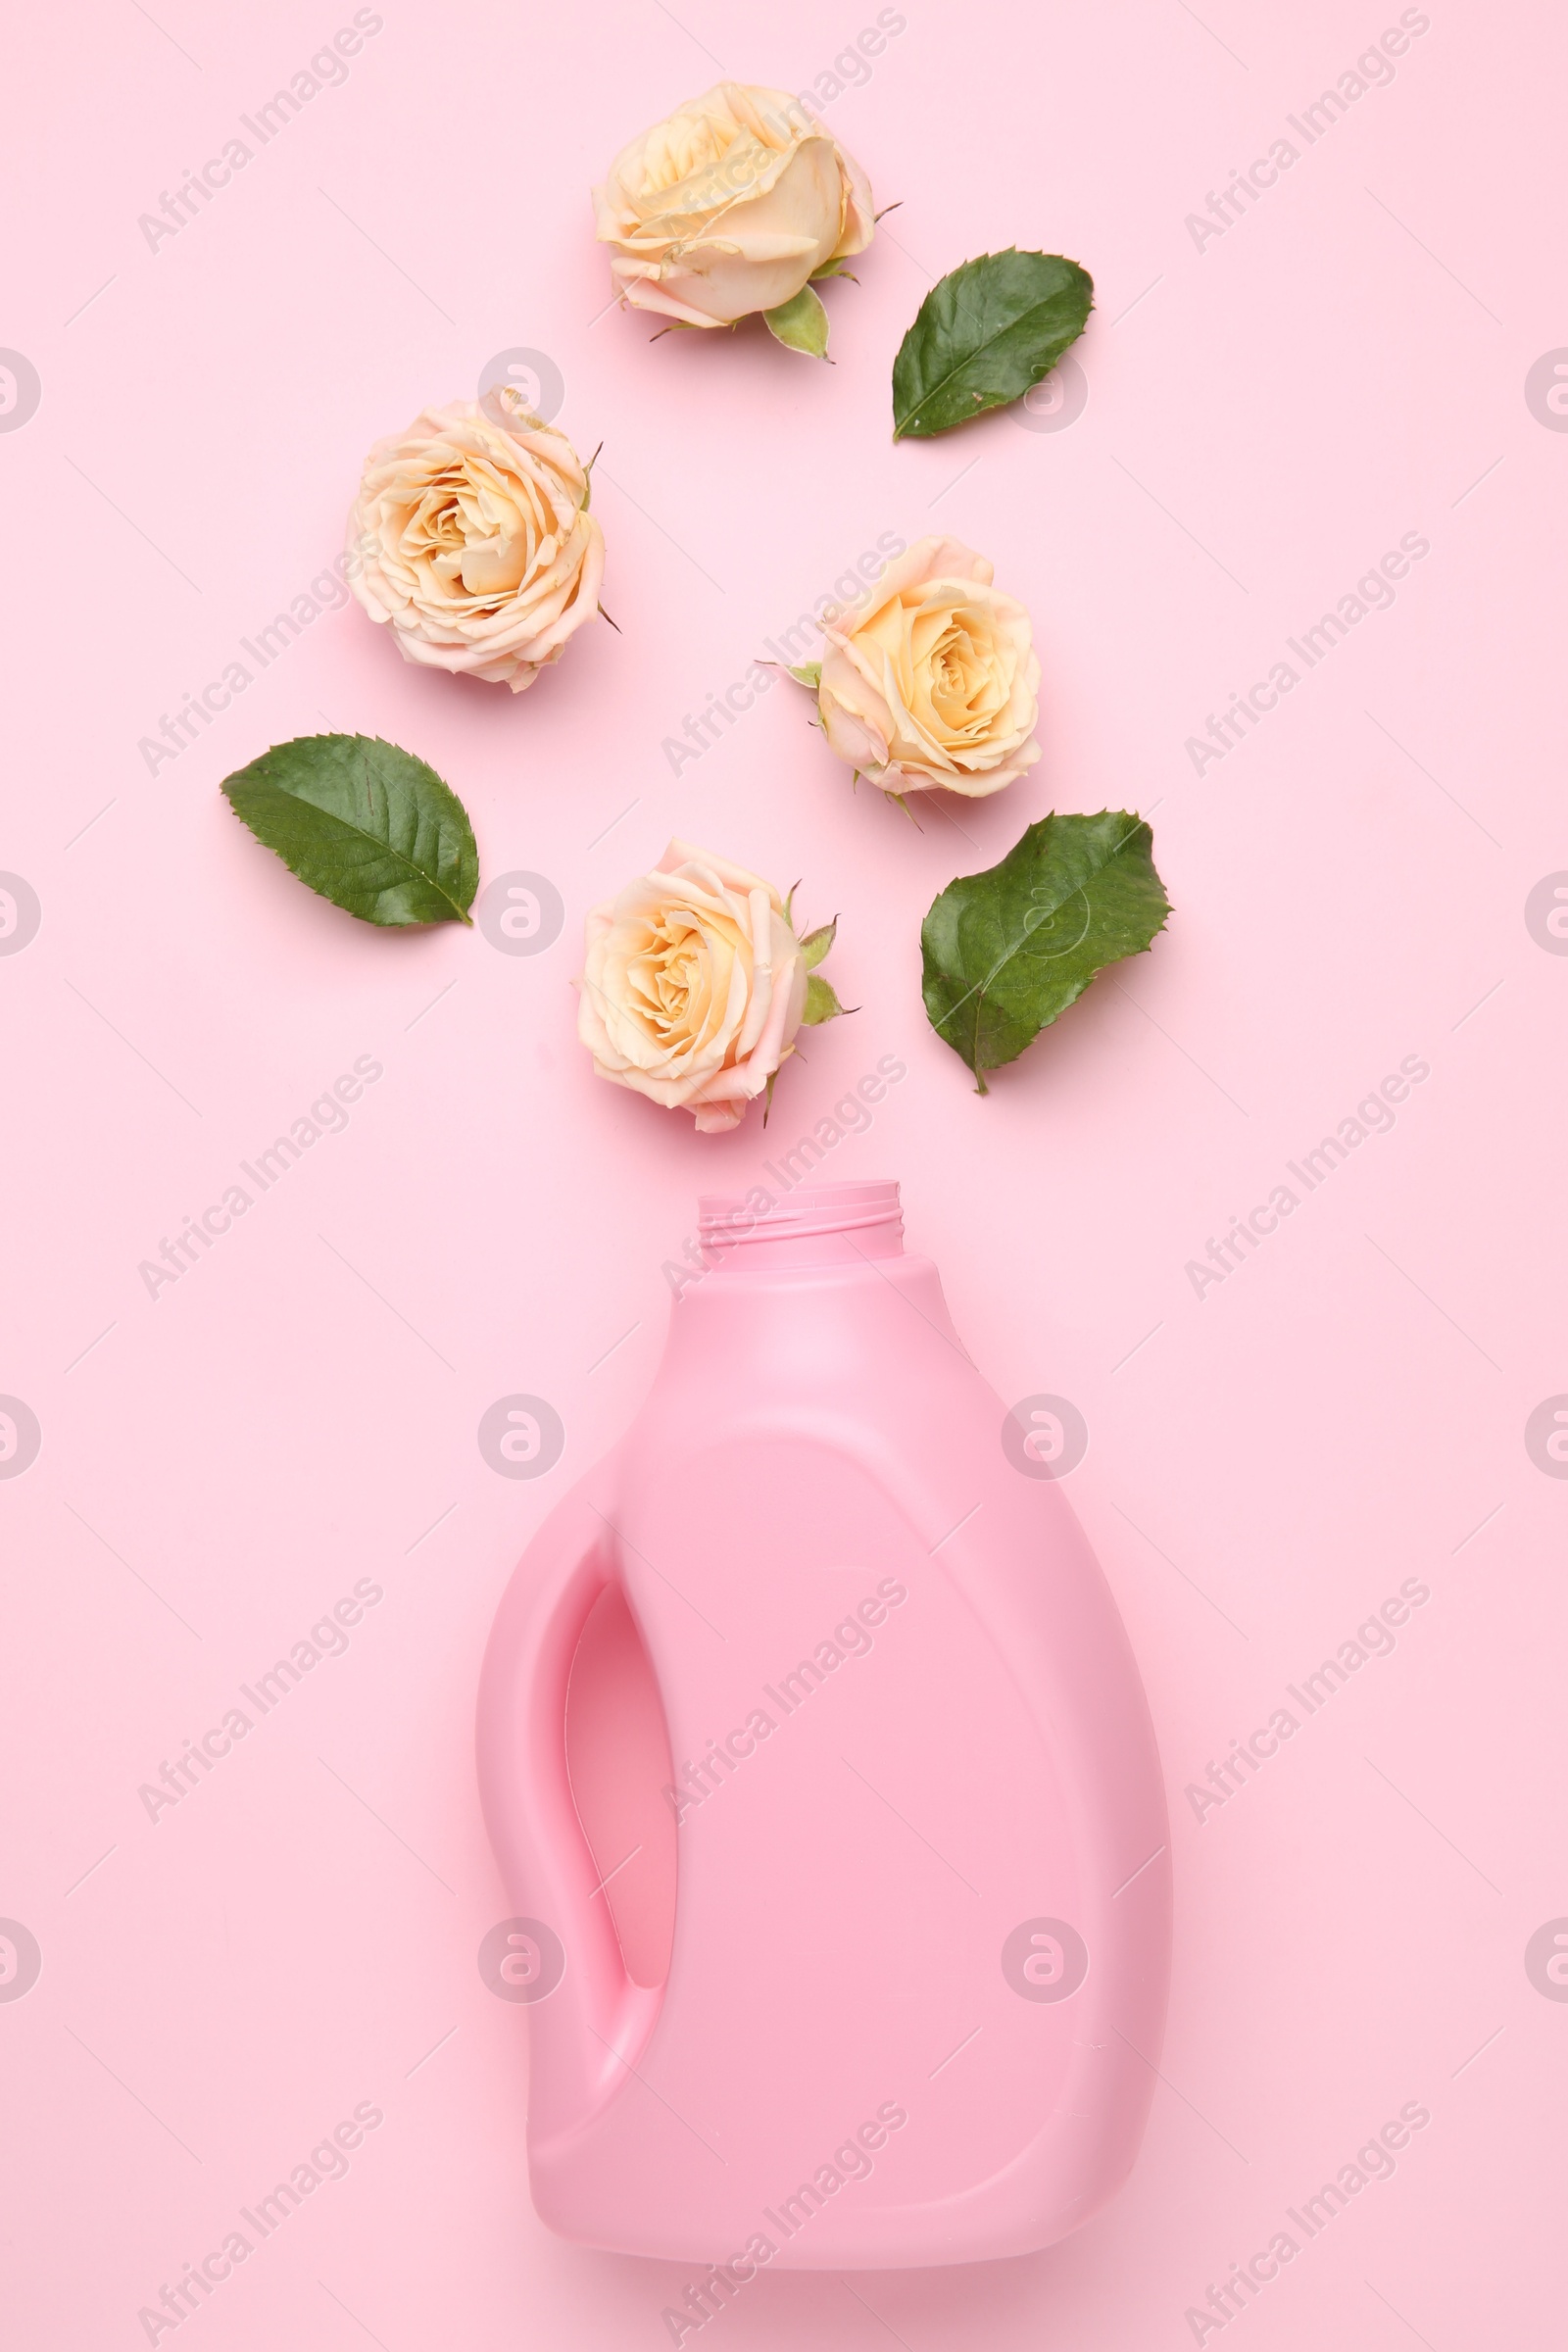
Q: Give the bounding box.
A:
[696,1180,905,1270]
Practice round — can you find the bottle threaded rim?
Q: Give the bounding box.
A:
[695,1179,904,1263]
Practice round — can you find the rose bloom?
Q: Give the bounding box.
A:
[577,842,808,1133]
[345,399,604,692]
[815,535,1041,797]
[592,81,873,327]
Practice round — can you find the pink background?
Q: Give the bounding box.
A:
[2,0,1563,2343]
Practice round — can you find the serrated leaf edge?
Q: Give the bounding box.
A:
[221,734,477,927]
[922,810,1169,1082]
[892,248,1094,439]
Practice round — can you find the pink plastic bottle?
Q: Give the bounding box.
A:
[477,1180,1169,2271]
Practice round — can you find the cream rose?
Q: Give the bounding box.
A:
[577,842,809,1133]
[345,398,604,692]
[592,81,873,329]
[814,535,1042,798]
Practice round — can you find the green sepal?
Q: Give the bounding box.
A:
[799,916,838,969]
[801,973,849,1025]
[763,283,831,359]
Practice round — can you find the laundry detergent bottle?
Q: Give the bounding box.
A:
[476,1180,1170,2270]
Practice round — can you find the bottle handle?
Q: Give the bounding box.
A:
[475,1490,664,2146]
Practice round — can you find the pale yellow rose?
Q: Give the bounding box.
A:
[592,81,873,328]
[346,398,603,692]
[815,536,1042,797]
[577,842,808,1133]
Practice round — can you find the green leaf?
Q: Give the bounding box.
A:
[785,662,822,690]
[763,283,831,359]
[801,972,848,1025]
[221,734,478,927]
[892,249,1093,439]
[920,811,1170,1092]
[799,915,837,969]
